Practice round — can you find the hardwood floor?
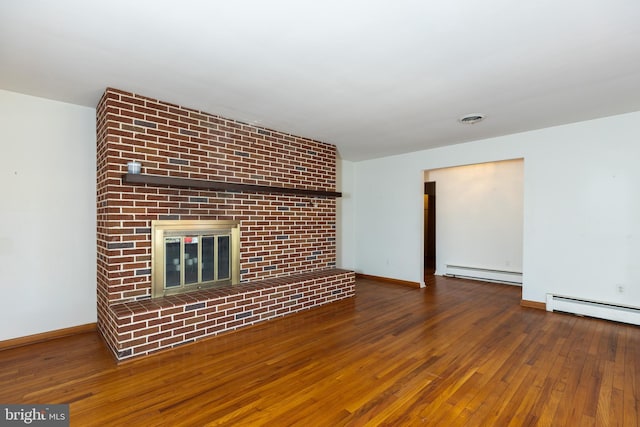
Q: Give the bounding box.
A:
[1,275,638,426]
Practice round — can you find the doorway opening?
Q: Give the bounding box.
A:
[423,159,524,286]
[424,181,436,278]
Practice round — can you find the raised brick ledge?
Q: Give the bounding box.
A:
[106,268,355,360]
[109,268,354,319]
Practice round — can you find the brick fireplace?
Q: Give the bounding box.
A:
[96,88,354,361]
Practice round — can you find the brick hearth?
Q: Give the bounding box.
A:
[96,88,354,361]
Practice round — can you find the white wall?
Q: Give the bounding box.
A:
[353,154,427,284]
[349,111,640,306]
[0,90,97,341]
[336,158,355,270]
[426,159,524,278]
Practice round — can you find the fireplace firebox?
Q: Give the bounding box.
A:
[151,220,240,298]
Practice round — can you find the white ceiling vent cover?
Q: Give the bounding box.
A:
[458,114,486,124]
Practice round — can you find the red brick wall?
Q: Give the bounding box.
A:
[96,88,344,358]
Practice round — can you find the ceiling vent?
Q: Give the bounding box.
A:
[458,114,486,124]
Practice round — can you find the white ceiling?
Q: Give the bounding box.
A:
[2,0,640,161]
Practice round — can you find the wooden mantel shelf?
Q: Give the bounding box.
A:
[122,173,342,198]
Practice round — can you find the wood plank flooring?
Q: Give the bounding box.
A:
[1,275,638,426]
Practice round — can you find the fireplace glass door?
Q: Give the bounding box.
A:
[163,233,231,290]
[152,220,240,298]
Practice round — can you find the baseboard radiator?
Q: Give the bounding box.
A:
[546,294,640,326]
[444,264,522,285]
